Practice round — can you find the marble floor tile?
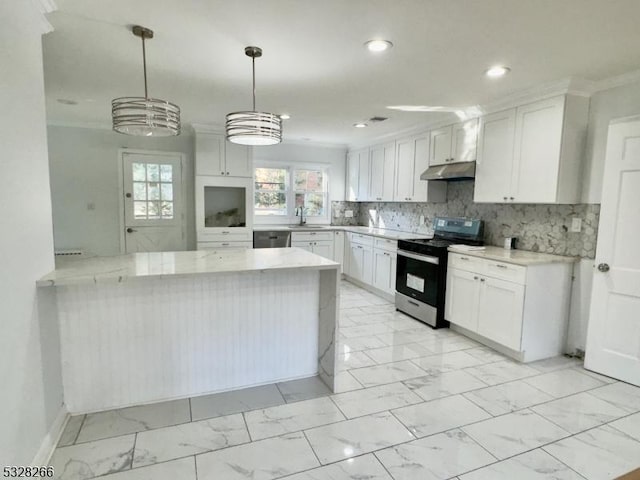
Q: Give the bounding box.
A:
[346,312,395,325]
[463,380,554,416]
[376,429,496,480]
[464,346,509,364]
[523,369,606,398]
[376,328,438,346]
[575,367,618,384]
[364,342,435,364]
[337,350,377,371]
[349,360,428,387]
[587,381,640,413]
[411,350,485,375]
[528,356,583,373]
[391,394,491,437]
[360,304,397,314]
[462,409,569,460]
[531,391,629,434]
[403,370,488,401]
[277,376,332,402]
[459,449,585,480]
[383,316,426,331]
[464,360,540,386]
[304,411,414,464]
[543,425,640,480]
[284,453,392,480]
[190,384,285,421]
[99,457,196,480]
[50,434,136,480]
[133,413,249,467]
[333,371,363,393]
[610,412,640,441]
[244,397,345,440]
[331,382,422,418]
[76,399,191,443]
[422,336,482,354]
[339,335,388,352]
[196,432,319,480]
[340,323,397,338]
[58,415,85,447]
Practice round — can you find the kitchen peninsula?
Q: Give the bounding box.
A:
[38,248,340,413]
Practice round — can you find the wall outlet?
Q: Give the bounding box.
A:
[345,210,353,218]
[570,217,582,233]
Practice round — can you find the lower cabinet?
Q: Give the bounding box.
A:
[198,241,252,249]
[345,232,397,296]
[372,248,397,295]
[291,240,334,260]
[348,242,373,285]
[445,252,573,362]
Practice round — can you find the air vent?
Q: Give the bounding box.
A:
[369,116,388,123]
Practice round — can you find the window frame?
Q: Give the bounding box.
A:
[253,161,331,225]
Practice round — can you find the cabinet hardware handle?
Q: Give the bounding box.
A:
[495,264,508,269]
[222,243,229,246]
[221,171,225,175]
[310,232,316,235]
[474,276,478,280]
[125,192,132,198]
[408,300,420,307]
[126,227,137,233]
[222,231,230,234]
[510,197,515,201]
[503,196,508,201]
[459,256,469,261]
[597,263,610,272]
[480,278,486,282]
[384,252,390,256]
[226,172,230,175]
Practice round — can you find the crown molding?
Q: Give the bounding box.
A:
[591,68,640,93]
[30,0,57,34]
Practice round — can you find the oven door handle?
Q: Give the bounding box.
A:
[397,249,440,265]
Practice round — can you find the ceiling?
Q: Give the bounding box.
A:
[43,0,640,146]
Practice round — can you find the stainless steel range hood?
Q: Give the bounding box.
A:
[420,161,476,181]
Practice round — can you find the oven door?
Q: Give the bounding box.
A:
[395,249,440,308]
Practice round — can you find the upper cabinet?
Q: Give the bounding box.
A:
[346,148,369,201]
[394,133,447,203]
[429,119,478,166]
[474,95,589,204]
[369,142,396,202]
[195,130,252,178]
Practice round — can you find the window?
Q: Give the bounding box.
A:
[132,162,174,219]
[254,164,330,222]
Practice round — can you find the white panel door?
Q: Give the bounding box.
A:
[195,132,224,176]
[373,249,392,292]
[357,149,371,202]
[429,126,453,166]
[122,152,185,253]
[451,118,479,163]
[445,268,480,331]
[474,108,516,203]
[511,96,564,203]
[225,142,252,177]
[361,245,374,285]
[349,244,364,281]
[477,277,525,351]
[346,152,360,201]
[413,134,430,201]
[312,241,334,260]
[292,241,313,253]
[370,142,395,202]
[394,137,415,201]
[585,117,640,386]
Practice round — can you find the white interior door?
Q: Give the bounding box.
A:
[585,117,640,386]
[122,151,185,253]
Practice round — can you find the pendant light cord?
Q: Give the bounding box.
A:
[252,55,256,111]
[141,34,148,99]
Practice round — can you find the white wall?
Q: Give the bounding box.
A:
[47,126,196,255]
[582,79,640,203]
[0,1,63,464]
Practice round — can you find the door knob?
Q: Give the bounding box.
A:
[126,228,137,233]
[597,263,610,272]
[125,192,132,198]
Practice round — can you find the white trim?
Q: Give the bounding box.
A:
[29,0,57,34]
[31,406,68,465]
[591,68,640,93]
[117,149,187,254]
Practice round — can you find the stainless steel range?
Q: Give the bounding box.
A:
[395,217,484,328]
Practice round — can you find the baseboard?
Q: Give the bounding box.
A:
[343,276,395,303]
[32,406,68,465]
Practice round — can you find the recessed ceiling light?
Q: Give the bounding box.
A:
[353,123,368,128]
[57,98,78,105]
[485,65,511,78]
[280,114,291,120]
[364,39,393,52]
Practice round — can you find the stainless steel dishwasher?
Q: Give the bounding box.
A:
[253,230,292,248]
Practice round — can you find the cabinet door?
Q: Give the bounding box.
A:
[357,149,371,201]
[346,152,360,201]
[429,126,453,166]
[373,249,392,292]
[361,245,374,285]
[394,136,416,201]
[224,142,252,177]
[312,241,334,260]
[445,268,481,331]
[292,241,314,253]
[333,231,345,274]
[477,277,525,351]
[195,133,224,176]
[512,96,565,203]
[413,133,430,201]
[451,118,478,163]
[349,244,364,280]
[474,109,516,203]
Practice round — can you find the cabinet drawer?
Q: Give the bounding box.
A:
[198,241,252,249]
[203,231,252,242]
[448,253,485,272]
[349,233,375,246]
[374,237,397,252]
[484,260,526,284]
[291,231,333,242]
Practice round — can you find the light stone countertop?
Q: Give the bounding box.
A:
[253,225,428,241]
[38,248,339,287]
[448,245,579,266]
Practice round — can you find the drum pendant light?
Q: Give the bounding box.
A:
[225,46,282,146]
[112,25,180,137]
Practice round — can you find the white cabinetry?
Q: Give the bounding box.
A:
[344,233,397,297]
[291,231,334,261]
[394,133,447,203]
[429,119,478,166]
[333,231,345,274]
[372,238,397,295]
[445,252,573,362]
[195,130,252,178]
[474,95,589,204]
[346,233,374,285]
[346,148,370,201]
[369,142,396,201]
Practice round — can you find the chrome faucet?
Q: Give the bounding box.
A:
[296,206,306,226]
